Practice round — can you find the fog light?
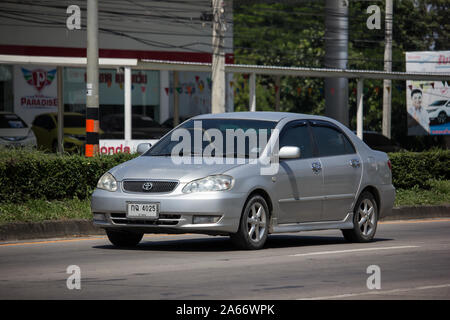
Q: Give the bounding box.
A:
[93,213,106,221]
[193,215,221,224]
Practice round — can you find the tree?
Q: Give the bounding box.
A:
[233,0,449,150]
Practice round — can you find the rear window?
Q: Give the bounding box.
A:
[0,114,28,129]
[312,124,355,157]
[64,115,85,127]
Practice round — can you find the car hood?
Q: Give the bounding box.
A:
[64,127,85,135]
[63,127,104,135]
[109,156,245,182]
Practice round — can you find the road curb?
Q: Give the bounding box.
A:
[0,219,105,242]
[0,205,449,242]
[381,205,450,221]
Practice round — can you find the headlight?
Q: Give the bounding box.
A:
[426,108,438,113]
[182,175,233,193]
[97,172,118,192]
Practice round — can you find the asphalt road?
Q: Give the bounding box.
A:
[0,218,450,300]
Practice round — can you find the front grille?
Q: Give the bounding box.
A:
[110,213,181,226]
[122,180,178,193]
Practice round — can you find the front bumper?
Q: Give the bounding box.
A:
[0,137,37,148]
[91,186,247,235]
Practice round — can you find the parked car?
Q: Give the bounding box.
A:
[31,112,86,153]
[92,112,395,250]
[426,99,450,125]
[161,116,189,128]
[358,131,403,153]
[0,111,37,148]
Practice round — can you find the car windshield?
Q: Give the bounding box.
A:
[0,114,28,129]
[429,100,447,107]
[64,115,85,127]
[145,118,278,158]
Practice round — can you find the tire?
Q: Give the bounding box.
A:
[342,191,378,243]
[106,229,144,247]
[230,195,269,250]
[437,112,447,124]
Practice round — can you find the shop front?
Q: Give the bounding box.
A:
[0,58,234,154]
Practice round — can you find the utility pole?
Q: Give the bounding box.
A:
[85,0,99,157]
[211,0,226,114]
[57,66,64,154]
[173,71,180,127]
[324,0,349,127]
[382,0,393,139]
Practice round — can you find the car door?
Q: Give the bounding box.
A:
[310,120,362,222]
[275,120,324,224]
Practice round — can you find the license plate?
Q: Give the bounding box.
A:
[127,202,160,220]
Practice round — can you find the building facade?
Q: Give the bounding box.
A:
[0,0,234,152]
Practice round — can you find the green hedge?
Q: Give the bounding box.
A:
[0,149,448,203]
[388,149,450,190]
[0,149,137,203]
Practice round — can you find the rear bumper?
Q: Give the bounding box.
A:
[378,184,396,219]
[91,187,247,235]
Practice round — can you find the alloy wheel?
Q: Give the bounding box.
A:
[357,199,376,236]
[247,202,267,243]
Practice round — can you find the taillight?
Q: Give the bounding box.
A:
[387,159,392,170]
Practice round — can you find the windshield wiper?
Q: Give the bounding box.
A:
[148,153,173,157]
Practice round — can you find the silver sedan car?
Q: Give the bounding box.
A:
[91,112,395,249]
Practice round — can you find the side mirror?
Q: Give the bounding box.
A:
[136,143,152,155]
[279,146,301,159]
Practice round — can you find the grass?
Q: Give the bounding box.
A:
[0,180,448,224]
[394,180,450,207]
[0,198,91,224]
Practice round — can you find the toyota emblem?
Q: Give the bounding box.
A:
[142,182,153,191]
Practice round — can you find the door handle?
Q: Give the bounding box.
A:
[311,162,322,174]
[349,159,361,168]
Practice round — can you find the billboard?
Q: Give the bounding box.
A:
[406,51,450,135]
[13,65,58,126]
[63,68,159,107]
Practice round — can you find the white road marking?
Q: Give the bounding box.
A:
[289,245,420,257]
[298,283,450,300]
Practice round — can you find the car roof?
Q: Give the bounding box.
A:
[192,111,324,122]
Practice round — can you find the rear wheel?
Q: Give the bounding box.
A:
[230,195,269,250]
[106,230,144,247]
[342,191,378,243]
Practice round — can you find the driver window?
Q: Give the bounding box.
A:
[280,123,313,159]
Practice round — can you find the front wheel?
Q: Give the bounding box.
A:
[437,112,447,124]
[106,230,144,247]
[342,191,378,243]
[230,195,269,250]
